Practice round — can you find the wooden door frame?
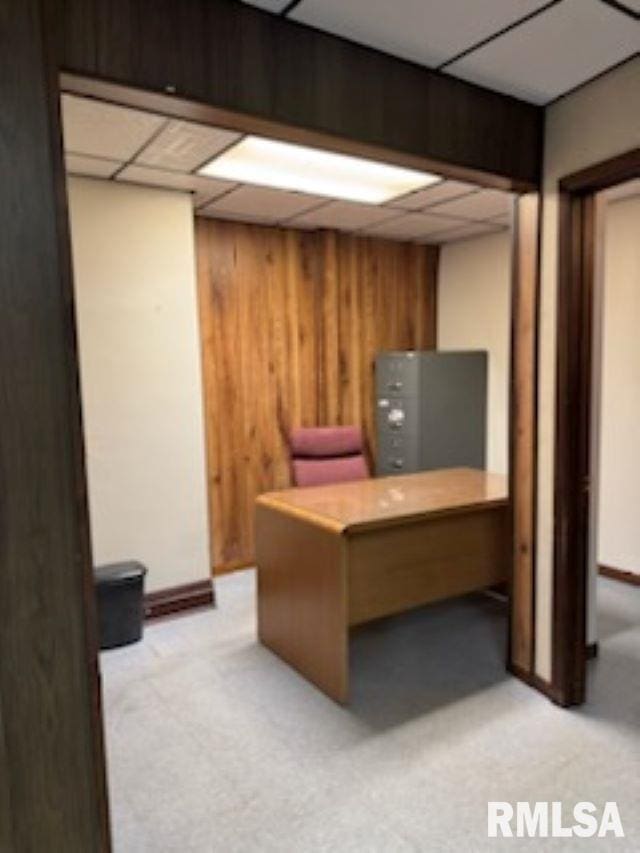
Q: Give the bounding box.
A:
[59,75,545,683]
[552,148,640,707]
[1,1,111,849]
[508,193,542,687]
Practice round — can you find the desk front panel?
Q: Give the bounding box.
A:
[347,505,509,626]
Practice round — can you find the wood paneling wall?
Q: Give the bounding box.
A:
[196,219,438,572]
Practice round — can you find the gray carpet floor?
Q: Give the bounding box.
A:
[102,572,640,852]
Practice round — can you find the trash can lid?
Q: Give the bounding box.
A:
[94,561,147,586]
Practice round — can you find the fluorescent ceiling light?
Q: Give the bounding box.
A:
[198,136,440,204]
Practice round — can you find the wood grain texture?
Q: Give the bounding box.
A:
[559,148,640,193]
[348,507,509,626]
[260,468,508,534]
[552,191,596,707]
[0,0,110,848]
[53,0,542,188]
[0,697,11,852]
[256,502,348,703]
[256,469,509,702]
[196,219,438,571]
[509,192,540,675]
[553,149,640,708]
[1,0,543,835]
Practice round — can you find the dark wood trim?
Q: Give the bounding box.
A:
[53,0,542,189]
[552,147,640,708]
[144,579,215,620]
[586,642,599,660]
[552,191,594,707]
[507,662,563,705]
[58,72,532,194]
[599,564,640,587]
[1,0,110,847]
[560,148,640,194]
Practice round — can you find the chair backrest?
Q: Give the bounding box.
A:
[290,426,370,487]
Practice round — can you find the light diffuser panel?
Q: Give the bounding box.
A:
[199,136,439,204]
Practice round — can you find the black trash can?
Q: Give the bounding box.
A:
[94,561,147,650]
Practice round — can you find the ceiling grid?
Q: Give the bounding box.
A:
[62,93,513,245]
[62,0,636,245]
[253,0,639,104]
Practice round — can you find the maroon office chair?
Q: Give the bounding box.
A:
[290,426,370,487]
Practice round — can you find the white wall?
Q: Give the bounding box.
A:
[597,192,640,576]
[536,57,640,678]
[437,231,512,475]
[68,177,211,593]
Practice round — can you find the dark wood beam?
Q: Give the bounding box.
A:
[52,0,543,189]
[0,0,110,847]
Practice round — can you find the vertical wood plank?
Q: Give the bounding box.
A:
[551,193,595,705]
[196,220,438,571]
[510,193,541,675]
[320,230,341,425]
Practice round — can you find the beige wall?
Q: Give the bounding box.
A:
[597,192,640,576]
[68,177,210,593]
[536,57,640,679]
[437,231,512,475]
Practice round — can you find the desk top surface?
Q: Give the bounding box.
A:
[257,468,508,533]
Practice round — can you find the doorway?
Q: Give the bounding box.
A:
[552,148,640,706]
[63,75,539,844]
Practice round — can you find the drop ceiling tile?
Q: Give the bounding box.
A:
[65,153,121,179]
[447,0,640,104]
[117,165,235,206]
[62,95,166,161]
[362,212,461,241]
[135,120,241,173]
[289,200,399,230]
[291,0,552,68]
[429,188,513,221]
[242,0,291,12]
[199,185,326,222]
[435,222,507,243]
[389,180,478,210]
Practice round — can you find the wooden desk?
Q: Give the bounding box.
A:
[256,468,509,703]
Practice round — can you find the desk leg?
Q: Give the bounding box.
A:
[256,504,348,703]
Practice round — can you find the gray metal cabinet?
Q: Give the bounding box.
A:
[375,351,487,476]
